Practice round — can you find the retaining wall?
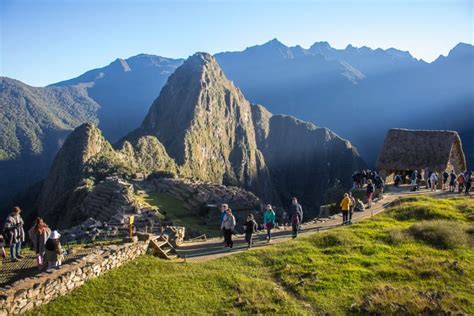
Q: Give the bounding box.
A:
[0,238,149,315]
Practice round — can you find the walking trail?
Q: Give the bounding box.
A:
[0,186,462,286]
[176,187,453,262]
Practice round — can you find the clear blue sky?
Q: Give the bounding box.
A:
[1,0,472,86]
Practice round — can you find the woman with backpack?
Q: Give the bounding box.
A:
[28,217,51,270]
[244,214,258,249]
[44,230,64,269]
[263,204,276,243]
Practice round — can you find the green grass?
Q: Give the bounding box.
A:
[145,192,221,237]
[32,196,474,315]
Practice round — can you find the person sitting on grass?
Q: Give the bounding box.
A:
[244,214,258,249]
[44,230,64,269]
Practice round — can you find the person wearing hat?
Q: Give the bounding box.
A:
[44,230,64,269]
[3,206,25,261]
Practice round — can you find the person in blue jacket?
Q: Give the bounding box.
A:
[263,204,276,243]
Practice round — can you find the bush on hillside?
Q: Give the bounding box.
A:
[407,221,468,249]
[388,204,459,221]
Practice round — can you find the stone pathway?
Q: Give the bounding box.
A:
[176,187,455,262]
[0,186,466,287]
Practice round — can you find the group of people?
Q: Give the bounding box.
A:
[352,169,384,209]
[399,169,473,194]
[219,197,304,249]
[1,207,64,270]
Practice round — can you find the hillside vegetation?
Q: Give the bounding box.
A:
[32,196,474,315]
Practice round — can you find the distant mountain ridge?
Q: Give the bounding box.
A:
[37,53,364,227]
[1,39,472,210]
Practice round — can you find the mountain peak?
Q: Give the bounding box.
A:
[263,38,286,48]
[448,42,474,58]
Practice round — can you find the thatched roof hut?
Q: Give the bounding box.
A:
[377,128,466,176]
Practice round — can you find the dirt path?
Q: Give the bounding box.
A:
[176,188,450,262]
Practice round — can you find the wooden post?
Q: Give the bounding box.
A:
[129,215,135,238]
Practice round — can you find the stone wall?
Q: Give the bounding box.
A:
[0,239,150,315]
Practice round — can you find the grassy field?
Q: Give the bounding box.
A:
[32,196,474,315]
[144,192,221,237]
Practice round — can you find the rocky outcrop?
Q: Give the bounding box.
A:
[252,105,365,216]
[37,124,175,228]
[128,53,274,201]
[38,52,364,229]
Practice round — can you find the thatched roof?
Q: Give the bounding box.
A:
[376,128,466,172]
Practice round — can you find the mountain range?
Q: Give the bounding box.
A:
[1,39,473,209]
[36,53,363,227]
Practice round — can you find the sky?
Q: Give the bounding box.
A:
[1,0,472,87]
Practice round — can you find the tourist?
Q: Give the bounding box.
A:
[3,207,25,261]
[410,170,418,191]
[348,192,356,224]
[375,175,385,195]
[0,234,6,258]
[244,214,258,249]
[457,173,465,193]
[44,230,64,269]
[465,172,472,195]
[442,171,449,190]
[290,204,302,238]
[263,204,276,243]
[416,170,422,190]
[424,167,430,189]
[28,217,51,269]
[449,170,456,192]
[220,204,229,244]
[340,193,352,225]
[290,197,303,228]
[430,172,438,192]
[355,199,365,212]
[394,174,402,187]
[366,180,375,208]
[221,208,236,248]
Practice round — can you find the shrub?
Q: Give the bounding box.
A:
[386,229,408,245]
[407,221,468,249]
[388,204,458,221]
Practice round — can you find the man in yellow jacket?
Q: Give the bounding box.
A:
[340,193,353,225]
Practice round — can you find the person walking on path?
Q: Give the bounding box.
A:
[221,208,236,248]
[430,172,438,192]
[340,193,352,225]
[348,192,356,224]
[457,173,465,193]
[220,204,229,244]
[465,172,472,195]
[442,171,449,190]
[3,207,25,261]
[263,204,276,243]
[290,198,303,238]
[44,230,64,269]
[366,180,375,209]
[28,217,51,270]
[449,170,456,192]
[410,170,418,191]
[244,214,258,249]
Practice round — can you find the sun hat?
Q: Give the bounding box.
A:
[50,230,61,239]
